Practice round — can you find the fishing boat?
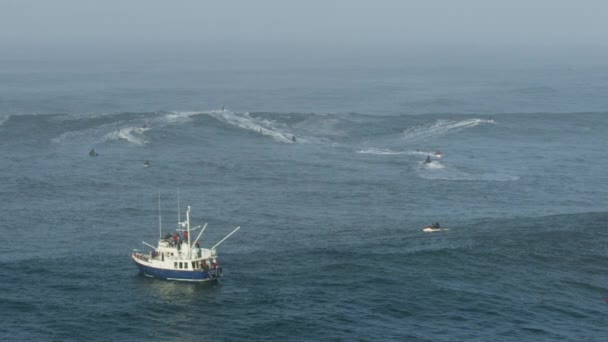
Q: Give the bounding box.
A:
[132,203,240,282]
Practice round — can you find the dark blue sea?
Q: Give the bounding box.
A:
[1,62,607,341]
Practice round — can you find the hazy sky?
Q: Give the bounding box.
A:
[2,0,607,66]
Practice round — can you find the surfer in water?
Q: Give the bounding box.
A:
[424,155,431,164]
[144,160,151,167]
[292,135,297,142]
[89,149,98,157]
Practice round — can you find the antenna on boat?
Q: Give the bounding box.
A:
[158,191,162,239]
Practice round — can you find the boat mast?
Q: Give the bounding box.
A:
[186,206,190,246]
[177,189,181,229]
[186,206,192,257]
[158,192,162,238]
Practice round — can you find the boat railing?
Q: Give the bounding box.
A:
[133,251,151,262]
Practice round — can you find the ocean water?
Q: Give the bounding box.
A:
[1,64,608,341]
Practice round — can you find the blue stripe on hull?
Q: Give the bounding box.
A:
[134,260,218,282]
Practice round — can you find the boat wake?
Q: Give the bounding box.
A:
[356,148,408,155]
[421,160,445,169]
[357,148,434,157]
[402,118,495,142]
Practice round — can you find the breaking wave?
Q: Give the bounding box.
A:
[50,109,302,146]
[206,110,297,143]
[48,111,498,148]
[52,122,150,146]
[103,126,149,145]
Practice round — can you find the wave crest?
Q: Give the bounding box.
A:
[206,110,297,143]
[103,127,149,145]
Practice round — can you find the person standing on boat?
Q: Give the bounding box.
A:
[183,230,188,241]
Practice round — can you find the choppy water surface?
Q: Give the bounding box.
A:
[1,65,607,341]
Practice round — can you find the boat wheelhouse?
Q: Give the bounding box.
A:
[132,204,240,282]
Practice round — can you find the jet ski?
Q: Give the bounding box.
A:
[434,150,442,158]
[424,155,432,164]
[422,223,446,232]
[143,160,151,167]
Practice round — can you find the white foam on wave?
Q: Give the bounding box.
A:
[52,108,304,146]
[403,118,495,142]
[206,110,296,143]
[52,123,149,146]
[161,111,203,123]
[157,109,298,143]
[103,127,149,145]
